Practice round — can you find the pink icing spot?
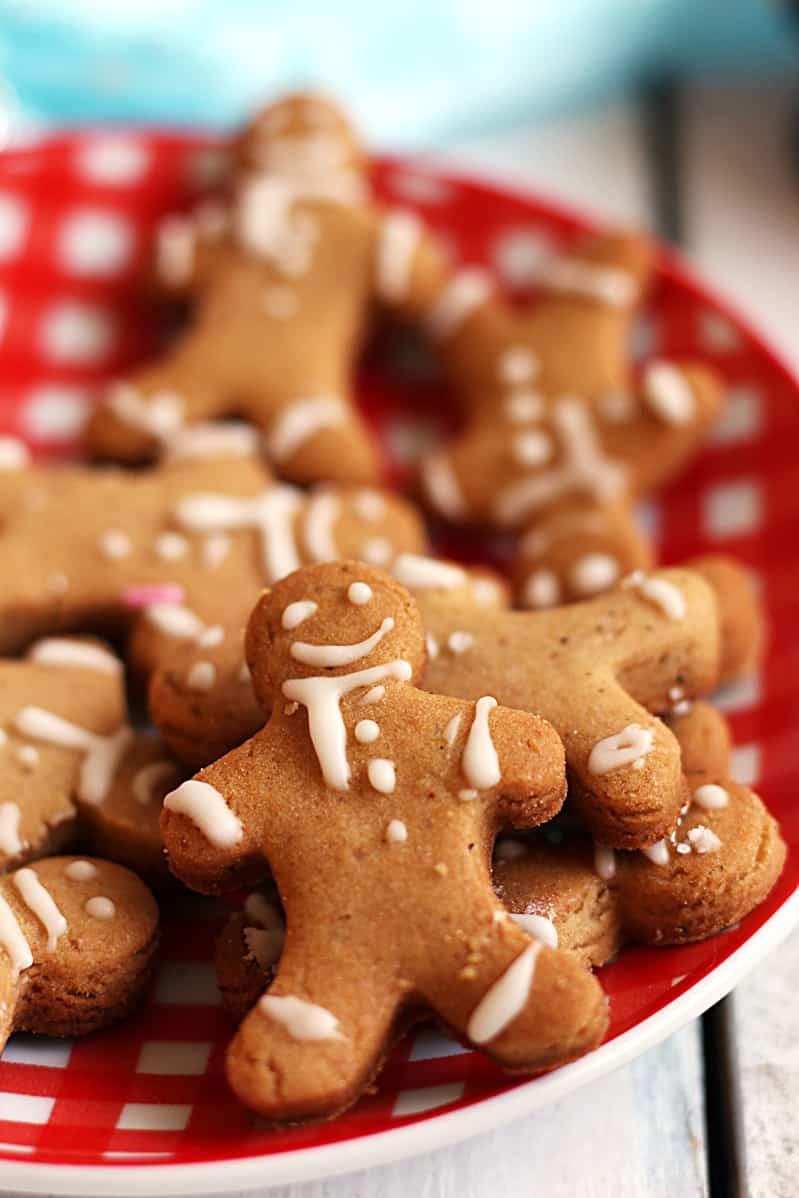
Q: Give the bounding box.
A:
[121,583,185,609]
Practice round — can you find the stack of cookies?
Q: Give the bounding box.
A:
[0,91,784,1129]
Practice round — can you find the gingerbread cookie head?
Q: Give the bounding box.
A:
[0,856,159,1046]
[244,559,427,713]
[235,91,366,191]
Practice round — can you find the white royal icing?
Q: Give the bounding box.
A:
[494,398,626,526]
[571,552,620,596]
[27,638,122,676]
[352,490,386,522]
[462,697,500,791]
[15,746,39,770]
[420,454,468,520]
[522,569,561,610]
[145,604,204,640]
[693,784,729,811]
[132,761,179,805]
[447,631,474,655]
[513,430,553,467]
[164,779,243,848]
[367,758,396,793]
[244,925,284,970]
[290,618,394,667]
[347,582,373,606]
[467,943,541,1044]
[376,211,421,302]
[0,894,33,977]
[282,600,318,630]
[197,625,224,649]
[186,661,216,691]
[391,554,466,590]
[622,571,686,621]
[427,269,492,341]
[354,719,379,744]
[641,839,669,866]
[303,491,340,562]
[165,421,259,463]
[107,384,184,439]
[0,804,22,856]
[176,486,302,583]
[156,215,194,287]
[259,994,343,1042]
[385,819,407,844]
[687,825,722,854]
[540,256,636,306]
[100,530,132,560]
[13,868,66,951]
[283,660,412,791]
[361,685,386,705]
[268,396,347,463]
[14,709,133,804]
[426,633,439,660]
[594,844,617,880]
[202,532,232,571]
[65,860,96,881]
[498,346,538,385]
[85,896,115,920]
[643,362,695,425]
[359,537,392,565]
[510,912,559,948]
[588,724,654,775]
[444,713,462,747]
[504,391,544,423]
[154,532,189,561]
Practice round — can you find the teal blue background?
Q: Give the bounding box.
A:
[1,0,796,144]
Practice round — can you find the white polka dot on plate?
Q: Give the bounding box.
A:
[76,137,150,185]
[0,192,28,262]
[22,385,90,441]
[387,171,454,205]
[59,209,133,276]
[40,302,114,364]
[492,227,553,288]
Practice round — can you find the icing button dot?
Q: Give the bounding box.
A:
[347,581,373,606]
[354,719,379,744]
[85,895,115,919]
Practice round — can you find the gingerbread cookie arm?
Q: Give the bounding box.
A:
[514,497,654,609]
[689,555,764,685]
[151,205,230,300]
[0,857,158,1045]
[161,727,286,894]
[602,360,724,495]
[371,208,450,319]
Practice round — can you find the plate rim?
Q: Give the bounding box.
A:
[1,885,797,1196]
[1,141,797,1196]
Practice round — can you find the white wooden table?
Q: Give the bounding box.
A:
[235,78,798,1198]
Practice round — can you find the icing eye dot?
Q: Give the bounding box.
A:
[186,661,216,691]
[85,895,115,919]
[347,581,373,606]
[385,819,407,844]
[368,759,396,794]
[65,860,96,881]
[513,430,553,467]
[354,719,379,744]
[693,783,729,810]
[447,631,474,654]
[282,599,318,630]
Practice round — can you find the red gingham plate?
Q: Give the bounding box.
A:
[0,132,797,1196]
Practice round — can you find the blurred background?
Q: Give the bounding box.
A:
[0,0,796,366]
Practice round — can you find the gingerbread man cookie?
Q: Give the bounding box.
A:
[0,637,179,879]
[87,92,446,484]
[495,703,785,964]
[0,441,425,667]
[0,856,158,1046]
[148,552,507,767]
[420,230,724,607]
[162,562,607,1123]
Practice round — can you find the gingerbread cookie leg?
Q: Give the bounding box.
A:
[227,928,407,1124]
